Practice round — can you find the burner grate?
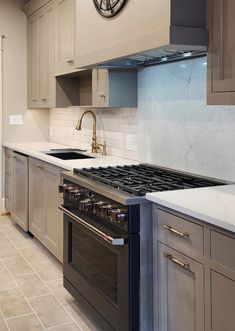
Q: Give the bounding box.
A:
[74,164,226,196]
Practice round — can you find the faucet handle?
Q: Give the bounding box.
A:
[98,141,107,156]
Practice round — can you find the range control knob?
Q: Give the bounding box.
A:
[110,209,127,223]
[94,201,109,213]
[79,198,93,212]
[59,184,75,193]
[70,189,88,200]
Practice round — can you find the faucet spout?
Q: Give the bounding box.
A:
[75,110,99,153]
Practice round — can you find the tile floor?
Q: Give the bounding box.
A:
[0,216,100,331]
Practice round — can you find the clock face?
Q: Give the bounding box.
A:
[93,0,127,18]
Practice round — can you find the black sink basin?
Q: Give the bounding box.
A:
[45,151,94,160]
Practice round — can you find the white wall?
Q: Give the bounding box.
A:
[138,57,235,181]
[0,0,49,143]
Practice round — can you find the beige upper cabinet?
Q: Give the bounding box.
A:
[55,0,76,75]
[208,0,235,104]
[27,1,56,108]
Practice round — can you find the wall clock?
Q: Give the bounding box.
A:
[93,0,128,18]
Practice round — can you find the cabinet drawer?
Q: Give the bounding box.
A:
[211,230,235,271]
[155,208,204,257]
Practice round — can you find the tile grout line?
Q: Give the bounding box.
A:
[5,312,35,321]
[2,260,47,331]
[0,310,11,331]
[4,221,84,331]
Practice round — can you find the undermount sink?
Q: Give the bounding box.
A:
[45,151,94,160]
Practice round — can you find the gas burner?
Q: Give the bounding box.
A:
[74,164,226,196]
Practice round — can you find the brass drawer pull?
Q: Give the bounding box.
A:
[163,224,190,238]
[164,252,190,270]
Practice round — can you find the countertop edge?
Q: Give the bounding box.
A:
[146,193,235,234]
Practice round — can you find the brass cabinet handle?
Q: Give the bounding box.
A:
[67,59,74,64]
[32,98,37,102]
[13,156,23,162]
[164,252,190,270]
[163,224,190,238]
[6,196,11,200]
[37,165,44,170]
[41,98,47,102]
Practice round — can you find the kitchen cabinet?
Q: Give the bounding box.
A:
[56,68,137,108]
[4,148,13,213]
[55,0,76,75]
[29,157,63,262]
[11,152,28,232]
[157,243,204,331]
[27,0,55,108]
[208,0,235,104]
[153,206,235,331]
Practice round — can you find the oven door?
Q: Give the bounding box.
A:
[60,206,139,331]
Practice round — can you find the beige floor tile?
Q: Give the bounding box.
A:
[48,323,82,331]
[0,314,8,331]
[15,273,50,299]
[2,255,34,276]
[0,216,13,226]
[29,294,72,328]
[0,236,14,248]
[65,303,102,331]
[45,279,75,306]
[6,313,44,331]
[0,246,20,259]
[0,261,16,290]
[0,287,32,319]
[19,246,50,264]
[32,260,62,281]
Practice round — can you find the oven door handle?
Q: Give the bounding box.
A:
[59,205,126,246]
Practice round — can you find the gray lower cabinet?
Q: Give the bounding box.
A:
[29,157,63,262]
[153,206,235,331]
[157,243,204,331]
[11,152,29,232]
[211,271,235,331]
[4,148,13,213]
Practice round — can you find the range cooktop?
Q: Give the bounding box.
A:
[73,164,227,197]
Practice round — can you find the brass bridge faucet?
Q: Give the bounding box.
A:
[75,110,107,155]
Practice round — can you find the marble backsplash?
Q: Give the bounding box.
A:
[138,57,235,181]
[49,107,138,160]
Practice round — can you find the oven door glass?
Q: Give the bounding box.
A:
[71,223,118,305]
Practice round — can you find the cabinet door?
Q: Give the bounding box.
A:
[55,0,75,74]
[28,2,55,109]
[4,149,13,213]
[156,243,204,331]
[43,163,63,262]
[92,69,108,107]
[208,0,235,103]
[28,12,40,107]
[11,153,28,232]
[29,159,44,239]
[211,271,235,331]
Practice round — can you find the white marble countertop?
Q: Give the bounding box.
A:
[3,141,138,171]
[146,185,235,233]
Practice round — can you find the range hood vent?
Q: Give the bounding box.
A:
[97,50,207,68]
[76,0,208,69]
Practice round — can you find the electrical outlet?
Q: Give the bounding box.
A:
[9,115,23,125]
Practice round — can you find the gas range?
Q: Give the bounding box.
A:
[73,163,226,197]
[61,163,227,331]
